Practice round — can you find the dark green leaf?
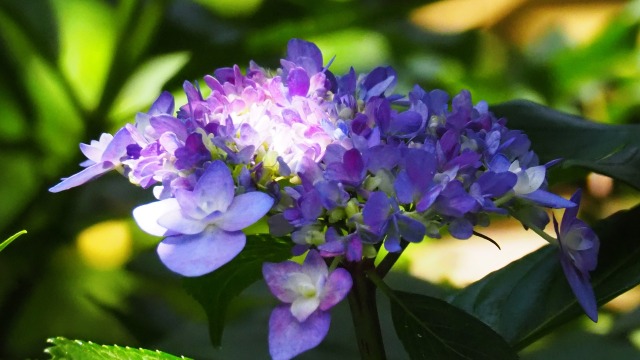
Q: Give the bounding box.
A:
[182,234,292,348]
[0,230,26,253]
[45,337,190,360]
[390,291,518,360]
[490,100,640,190]
[450,205,640,350]
[521,331,640,360]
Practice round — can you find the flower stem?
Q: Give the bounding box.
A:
[347,258,387,360]
[376,240,409,278]
[510,212,559,245]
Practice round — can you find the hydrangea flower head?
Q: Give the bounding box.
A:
[48,37,602,358]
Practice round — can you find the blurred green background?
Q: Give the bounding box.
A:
[1,0,640,358]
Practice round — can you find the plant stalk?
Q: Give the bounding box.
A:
[347,259,387,360]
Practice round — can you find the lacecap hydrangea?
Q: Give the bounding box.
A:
[50,38,599,359]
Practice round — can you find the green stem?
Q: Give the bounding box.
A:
[347,259,387,360]
[511,212,559,245]
[376,240,409,278]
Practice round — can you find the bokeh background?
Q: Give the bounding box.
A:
[1,0,640,358]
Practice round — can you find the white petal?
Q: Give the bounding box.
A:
[157,209,208,235]
[290,296,321,322]
[133,198,180,236]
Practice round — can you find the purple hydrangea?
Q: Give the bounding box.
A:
[49,37,602,355]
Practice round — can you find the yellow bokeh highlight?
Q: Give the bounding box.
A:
[76,220,132,270]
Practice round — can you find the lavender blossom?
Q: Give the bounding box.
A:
[263,250,352,360]
[553,189,600,321]
[133,160,273,276]
[49,128,133,192]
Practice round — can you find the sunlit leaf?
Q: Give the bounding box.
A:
[310,29,390,73]
[390,291,518,359]
[45,337,190,360]
[450,205,640,350]
[491,100,640,190]
[193,0,263,17]
[28,56,84,176]
[109,52,190,123]
[0,7,84,174]
[182,234,292,347]
[0,230,26,253]
[53,0,117,111]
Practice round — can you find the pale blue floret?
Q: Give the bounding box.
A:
[133,160,273,276]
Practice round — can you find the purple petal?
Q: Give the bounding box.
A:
[343,148,365,182]
[397,214,426,243]
[301,250,329,282]
[133,198,181,236]
[394,171,414,204]
[287,68,310,97]
[286,38,323,74]
[194,161,235,213]
[363,191,390,230]
[562,189,582,230]
[215,191,273,232]
[388,110,424,137]
[345,236,363,261]
[416,185,443,212]
[149,91,175,115]
[319,268,352,311]
[149,114,188,140]
[521,189,576,209]
[157,227,245,277]
[489,154,511,172]
[263,261,304,303]
[449,218,473,239]
[560,254,598,322]
[268,306,330,360]
[476,171,517,197]
[48,162,116,192]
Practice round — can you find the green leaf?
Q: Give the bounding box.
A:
[45,337,190,359]
[390,291,518,360]
[0,230,26,253]
[108,51,190,123]
[52,0,118,111]
[450,204,640,350]
[182,234,292,347]
[490,100,640,190]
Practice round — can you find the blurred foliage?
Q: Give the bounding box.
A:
[1,0,639,359]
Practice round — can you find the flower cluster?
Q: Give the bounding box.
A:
[50,38,599,359]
